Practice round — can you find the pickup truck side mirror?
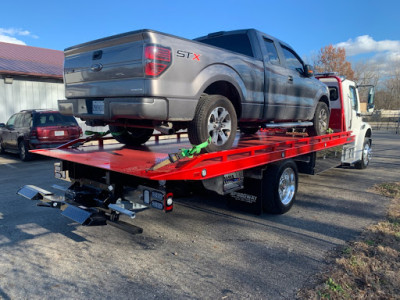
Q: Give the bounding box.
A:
[304,64,314,78]
[0,123,5,128]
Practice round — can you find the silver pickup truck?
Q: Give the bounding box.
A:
[59,29,329,152]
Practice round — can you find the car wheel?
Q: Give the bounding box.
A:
[262,160,298,214]
[307,101,330,136]
[109,126,153,146]
[355,138,371,169]
[18,141,32,161]
[0,139,5,154]
[188,94,237,153]
[240,127,259,135]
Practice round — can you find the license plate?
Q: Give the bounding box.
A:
[92,101,104,115]
[55,131,65,136]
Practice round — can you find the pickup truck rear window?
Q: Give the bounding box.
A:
[198,34,254,57]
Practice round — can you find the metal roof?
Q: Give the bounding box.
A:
[0,42,63,79]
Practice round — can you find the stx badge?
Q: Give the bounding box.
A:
[177,50,201,61]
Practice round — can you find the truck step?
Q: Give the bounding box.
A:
[61,205,93,225]
[17,185,53,200]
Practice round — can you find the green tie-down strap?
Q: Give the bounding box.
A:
[180,136,211,158]
[84,130,110,137]
[149,137,211,171]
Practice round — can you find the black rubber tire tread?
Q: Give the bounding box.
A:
[307,101,330,136]
[0,139,5,154]
[18,140,32,161]
[354,138,371,169]
[188,94,237,153]
[240,127,259,135]
[262,160,298,214]
[109,126,153,146]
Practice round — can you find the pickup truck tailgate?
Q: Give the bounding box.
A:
[64,31,146,98]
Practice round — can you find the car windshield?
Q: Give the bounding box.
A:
[33,113,78,127]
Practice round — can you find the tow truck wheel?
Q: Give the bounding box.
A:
[263,160,298,214]
[307,101,330,136]
[109,126,153,146]
[189,94,237,153]
[355,138,371,169]
[18,140,32,161]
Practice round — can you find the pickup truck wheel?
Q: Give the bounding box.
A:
[307,102,330,136]
[189,95,237,152]
[262,160,298,214]
[109,126,153,146]
[18,141,32,161]
[240,127,259,135]
[355,138,371,169]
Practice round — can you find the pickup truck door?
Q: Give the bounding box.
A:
[280,45,316,120]
[261,38,290,121]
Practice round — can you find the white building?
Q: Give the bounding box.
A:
[0,41,65,123]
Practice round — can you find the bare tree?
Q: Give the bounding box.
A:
[314,45,355,80]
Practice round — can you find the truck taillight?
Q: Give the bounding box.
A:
[30,128,38,139]
[145,45,171,77]
[164,192,173,212]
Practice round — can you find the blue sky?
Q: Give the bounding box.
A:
[1,0,399,74]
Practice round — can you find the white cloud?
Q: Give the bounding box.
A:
[335,35,400,57]
[0,27,38,45]
[334,35,400,77]
[0,34,26,45]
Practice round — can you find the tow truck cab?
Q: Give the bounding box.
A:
[317,74,375,168]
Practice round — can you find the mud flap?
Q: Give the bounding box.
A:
[226,177,263,215]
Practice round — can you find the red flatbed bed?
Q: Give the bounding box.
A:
[32,131,354,181]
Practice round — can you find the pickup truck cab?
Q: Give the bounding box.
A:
[59,29,330,152]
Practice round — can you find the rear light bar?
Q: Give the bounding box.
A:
[144,45,171,77]
[141,186,173,212]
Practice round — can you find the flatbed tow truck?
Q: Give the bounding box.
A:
[17,75,375,234]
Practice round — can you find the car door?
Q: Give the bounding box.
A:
[8,113,25,150]
[280,45,317,120]
[2,114,18,149]
[262,37,291,121]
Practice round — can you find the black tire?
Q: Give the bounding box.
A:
[18,140,32,161]
[354,138,371,169]
[188,94,237,153]
[0,139,5,154]
[240,127,259,135]
[262,160,298,214]
[109,126,153,146]
[307,101,330,136]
